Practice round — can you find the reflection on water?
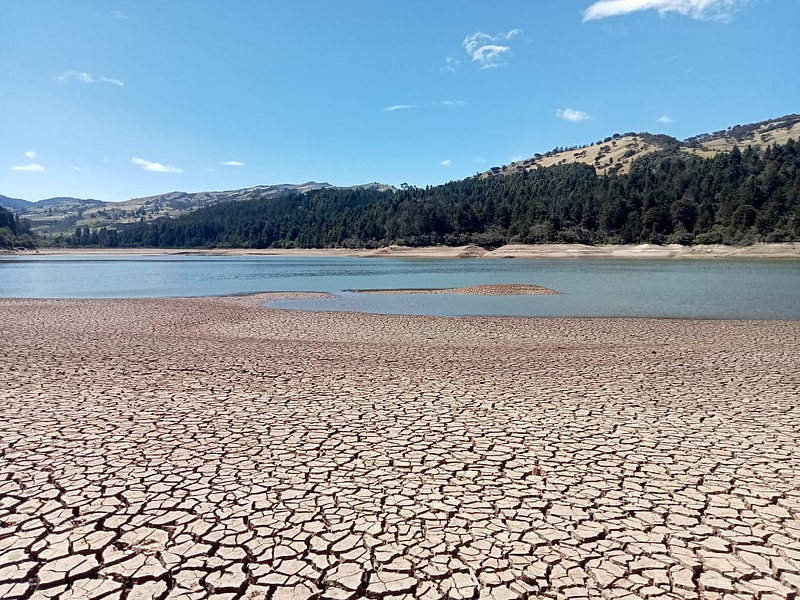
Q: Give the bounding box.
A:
[1,255,799,319]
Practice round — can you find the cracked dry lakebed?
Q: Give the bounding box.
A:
[1,292,800,600]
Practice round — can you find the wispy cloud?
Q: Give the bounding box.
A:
[221,160,245,166]
[441,57,461,73]
[132,157,183,173]
[474,156,486,164]
[440,159,452,166]
[463,29,523,70]
[658,115,676,123]
[58,70,124,87]
[583,0,745,22]
[111,10,128,19]
[12,150,44,172]
[386,101,466,112]
[12,163,44,172]
[557,108,591,122]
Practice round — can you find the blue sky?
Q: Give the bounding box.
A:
[2,0,798,201]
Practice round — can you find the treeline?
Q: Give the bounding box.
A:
[75,141,800,248]
[0,206,35,248]
[686,114,800,147]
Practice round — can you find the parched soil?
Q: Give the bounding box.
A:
[1,294,799,599]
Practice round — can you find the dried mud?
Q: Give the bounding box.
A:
[1,293,799,599]
[348,285,560,296]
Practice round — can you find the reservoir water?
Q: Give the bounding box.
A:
[1,255,799,319]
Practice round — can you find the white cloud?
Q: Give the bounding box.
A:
[12,163,45,172]
[73,166,87,171]
[440,99,466,107]
[111,10,129,19]
[658,115,676,123]
[202,167,216,172]
[463,29,523,70]
[58,70,124,87]
[474,156,486,164]
[221,160,245,166]
[13,150,43,171]
[132,157,183,173]
[557,108,591,122]
[583,0,744,22]
[442,57,461,73]
[384,104,417,112]
[440,160,452,166]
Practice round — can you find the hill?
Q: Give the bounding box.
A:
[685,114,800,155]
[487,114,800,178]
[7,114,800,248]
[77,137,800,249]
[0,194,33,211]
[77,182,335,230]
[3,183,335,237]
[35,197,104,209]
[3,182,396,237]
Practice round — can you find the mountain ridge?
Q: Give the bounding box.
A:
[485,114,800,179]
[2,182,395,236]
[4,114,798,237]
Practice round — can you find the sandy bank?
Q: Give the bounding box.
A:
[348,283,560,295]
[2,295,799,598]
[10,241,800,259]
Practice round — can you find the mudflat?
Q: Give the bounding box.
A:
[348,284,560,296]
[1,294,799,599]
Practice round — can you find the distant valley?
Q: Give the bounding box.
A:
[1,182,394,237]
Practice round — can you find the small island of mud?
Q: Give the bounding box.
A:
[348,283,561,295]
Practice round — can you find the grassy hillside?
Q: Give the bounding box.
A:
[486,134,664,178]
[487,114,800,178]
[685,114,800,157]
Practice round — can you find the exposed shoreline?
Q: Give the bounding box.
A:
[6,241,800,259]
[2,294,799,598]
[347,284,561,296]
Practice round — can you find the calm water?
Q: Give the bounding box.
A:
[1,255,799,319]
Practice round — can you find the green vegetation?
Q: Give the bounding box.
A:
[0,206,35,249]
[75,141,800,249]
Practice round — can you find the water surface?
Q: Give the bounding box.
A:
[1,255,798,319]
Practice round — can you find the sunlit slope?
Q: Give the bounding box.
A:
[485,114,800,178]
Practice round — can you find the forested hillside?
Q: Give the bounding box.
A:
[73,141,800,249]
[0,206,35,249]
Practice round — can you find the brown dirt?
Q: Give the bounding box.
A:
[1,295,799,598]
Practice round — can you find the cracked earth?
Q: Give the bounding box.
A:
[1,293,799,600]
